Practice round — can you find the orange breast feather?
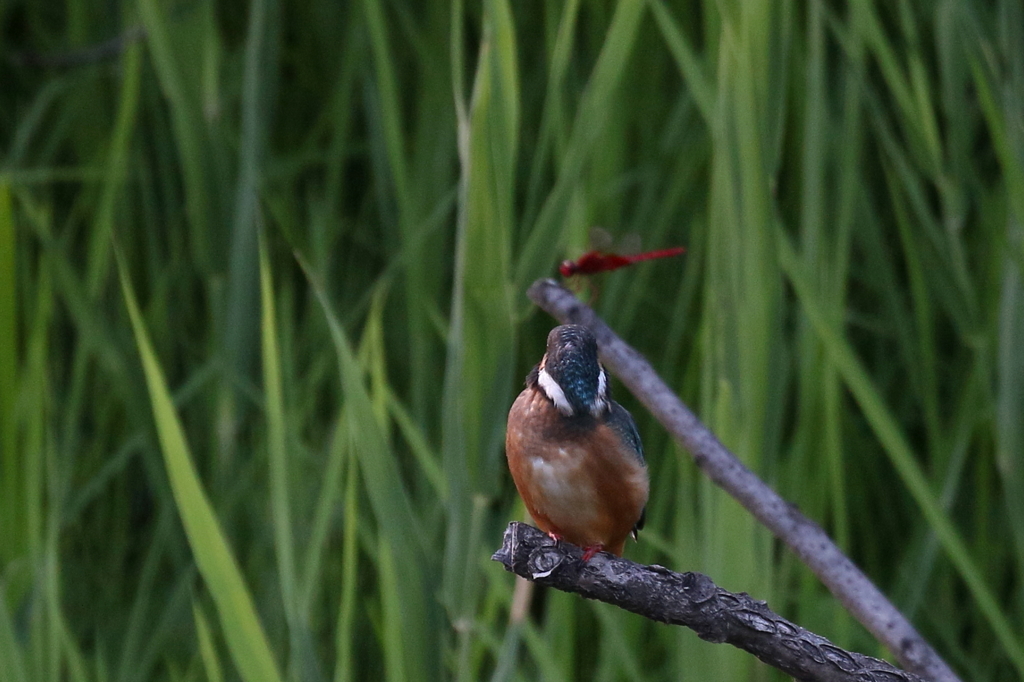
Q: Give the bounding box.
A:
[506,388,648,555]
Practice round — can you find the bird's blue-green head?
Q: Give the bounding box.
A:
[537,324,609,418]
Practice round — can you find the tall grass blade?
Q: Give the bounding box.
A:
[258,240,304,677]
[330,418,359,682]
[647,0,715,124]
[117,253,284,682]
[996,239,1024,578]
[304,262,437,682]
[136,0,218,260]
[0,585,29,682]
[700,3,788,674]
[443,2,520,678]
[0,185,19,568]
[86,43,141,297]
[298,412,349,619]
[193,603,225,682]
[224,0,276,395]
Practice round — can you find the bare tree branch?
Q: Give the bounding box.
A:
[494,522,924,682]
[525,278,958,682]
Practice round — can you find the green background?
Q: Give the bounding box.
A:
[1,0,1023,679]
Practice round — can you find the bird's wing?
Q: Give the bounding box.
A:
[605,401,644,464]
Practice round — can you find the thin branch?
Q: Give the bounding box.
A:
[494,522,924,682]
[8,26,146,69]
[526,278,958,682]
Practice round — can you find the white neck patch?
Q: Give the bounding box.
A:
[591,367,609,417]
[537,368,574,416]
[537,365,609,418]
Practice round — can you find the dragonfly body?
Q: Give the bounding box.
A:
[559,246,685,278]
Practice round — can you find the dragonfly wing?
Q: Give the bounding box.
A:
[588,226,614,251]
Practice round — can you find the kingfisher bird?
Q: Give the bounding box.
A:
[505,324,649,561]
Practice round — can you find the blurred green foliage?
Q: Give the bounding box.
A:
[1,0,1023,680]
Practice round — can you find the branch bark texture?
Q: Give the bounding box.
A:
[526,278,957,682]
[495,522,923,682]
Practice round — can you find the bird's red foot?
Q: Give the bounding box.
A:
[546,532,563,546]
[581,544,605,562]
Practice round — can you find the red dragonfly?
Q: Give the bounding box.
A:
[559,228,685,277]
